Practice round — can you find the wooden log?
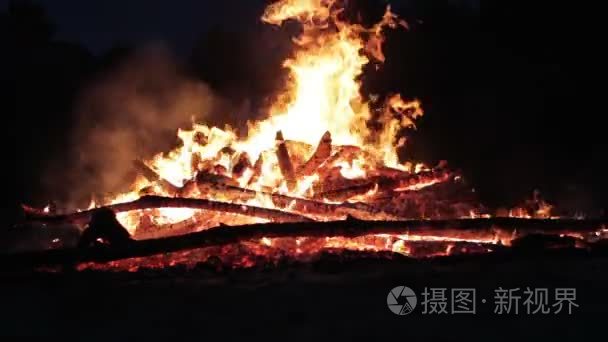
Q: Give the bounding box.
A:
[22,195,314,226]
[2,217,606,268]
[372,166,411,178]
[133,212,207,240]
[232,152,252,179]
[192,131,208,145]
[315,145,362,177]
[195,171,239,188]
[191,177,395,219]
[275,131,296,191]
[314,177,378,201]
[296,131,332,177]
[315,169,454,201]
[370,174,471,204]
[190,152,202,174]
[391,169,453,191]
[176,179,199,197]
[283,140,313,169]
[132,160,180,195]
[133,211,255,240]
[366,176,480,218]
[247,154,264,186]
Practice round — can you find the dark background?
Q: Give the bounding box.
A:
[4,0,606,222]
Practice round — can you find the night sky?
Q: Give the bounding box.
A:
[3,0,270,53]
[3,0,481,53]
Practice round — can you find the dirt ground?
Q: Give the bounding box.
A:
[1,251,606,340]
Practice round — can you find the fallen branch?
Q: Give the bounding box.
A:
[2,217,606,268]
[22,195,314,225]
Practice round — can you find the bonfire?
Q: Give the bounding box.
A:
[15,0,608,271]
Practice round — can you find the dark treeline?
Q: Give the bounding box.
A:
[4,0,606,224]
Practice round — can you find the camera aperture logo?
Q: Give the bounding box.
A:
[387,286,417,315]
[386,286,578,316]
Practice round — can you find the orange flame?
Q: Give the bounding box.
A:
[94,0,425,234]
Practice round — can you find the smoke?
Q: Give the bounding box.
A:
[45,44,228,207]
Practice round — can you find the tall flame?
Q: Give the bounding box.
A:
[240,0,420,166]
[99,0,425,232]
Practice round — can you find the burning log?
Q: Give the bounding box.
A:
[195,171,240,189]
[365,176,480,218]
[132,160,180,195]
[296,131,332,177]
[176,179,199,198]
[22,195,313,226]
[232,152,252,179]
[275,131,296,190]
[283,140,313,168]
[315,145,362,178]
[219,146,236,157]
[314,177,377,201]
[372,166,410,178]
[193,131,208,145]
[189,176,394,219]
[133,212,204,240]
[370,176,475,212]
[190,152,202,173]
[247,154,264,186]
[314,169,454,202]
[510,234,580,251]
[3,217,607,268]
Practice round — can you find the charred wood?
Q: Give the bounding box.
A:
[232,152,252,179]
[22,195,313,226]
[275,131,296,190]
[296,131,332,177]
[315,145,362,177]
[2,217,607,268]
[247,154,264,186]
[132,160,181,195]
[190,177,394,219]
[195,171,240,189]
[315,169,455,202]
